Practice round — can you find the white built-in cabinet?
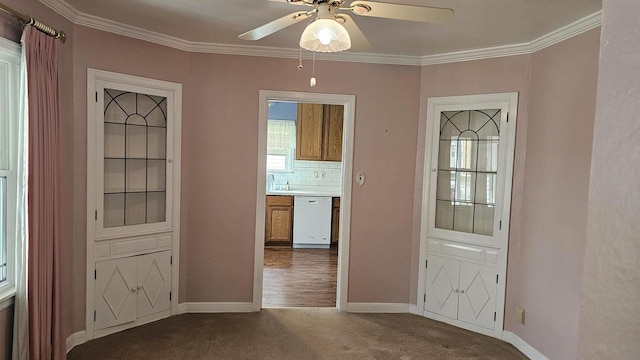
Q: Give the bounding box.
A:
[95,251,171,329]
[425,248,498,330]
[419,93,518,338]
[86,69,182,339]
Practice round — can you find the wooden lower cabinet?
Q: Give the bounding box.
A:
[265,195,293,245]
[331,197,340,245]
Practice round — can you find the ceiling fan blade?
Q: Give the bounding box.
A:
[337,14,371,52]
[349,1,454,24]
[266,0,309,5]
[239,11,311,40]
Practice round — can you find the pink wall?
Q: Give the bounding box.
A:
[579,1,640,358]
[0,13,21,41]
[516,29,600,359]
[71,26,421,321]
[0,305,13,359]
[410,29,601,360]
[185,53,421,302]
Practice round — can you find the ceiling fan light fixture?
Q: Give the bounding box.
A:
[299,18,351,52]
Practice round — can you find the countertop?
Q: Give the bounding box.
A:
[266,187,341,197]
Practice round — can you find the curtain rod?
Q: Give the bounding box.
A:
[0,3,66,43]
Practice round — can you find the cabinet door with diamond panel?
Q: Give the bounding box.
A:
[458,261,497,329]
[95,256,138,330]
[137,251,171,318]
[424,255,460,320]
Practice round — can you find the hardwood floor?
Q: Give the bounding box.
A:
[263,246,337,307]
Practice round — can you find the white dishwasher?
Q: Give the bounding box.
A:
[293,196,332,249]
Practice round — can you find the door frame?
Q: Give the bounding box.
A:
[416,93,518,338]
[253,90,355,311]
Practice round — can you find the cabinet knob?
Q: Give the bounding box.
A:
[137,285,143,291]
[453,289,459,293]
[130,287,137,293]
[459,289,465,294]
[168,159,173,164]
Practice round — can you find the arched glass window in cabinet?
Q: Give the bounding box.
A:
[102,90,167,228]
[435,109,500,236]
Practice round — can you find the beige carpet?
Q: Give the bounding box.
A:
[68,308,527,359]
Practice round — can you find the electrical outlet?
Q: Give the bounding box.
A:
[515,306,526,324]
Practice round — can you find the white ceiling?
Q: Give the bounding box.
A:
[57,0,601,57]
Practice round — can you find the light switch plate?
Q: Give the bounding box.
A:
[356,171,365,186]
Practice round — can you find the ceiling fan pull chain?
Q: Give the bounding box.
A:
[298,46,304,70]
[310,51,317,87]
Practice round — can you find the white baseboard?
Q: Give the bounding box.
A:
[409,304,420,315]
[502,331,549,360]
[345,303,411,313]
[177,302,187,314]
[66,330,86,354]
[178,302,254,313]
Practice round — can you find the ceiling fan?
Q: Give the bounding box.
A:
[239,0,454,52]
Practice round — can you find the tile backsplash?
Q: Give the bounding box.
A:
[269,160,342,189]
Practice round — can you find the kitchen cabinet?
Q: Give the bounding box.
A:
[331,197,340,245]
[94,251,171,330]
[323,105,344,161]
[265,195,294,245]
[296,103,343,161]
[425,254,498,330]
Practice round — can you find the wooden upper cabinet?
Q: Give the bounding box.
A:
[323,105,344,162]
[296,103,324,161]
[296,103,344,162]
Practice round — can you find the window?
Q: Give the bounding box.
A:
[0,177,6,282]
[0,38,21,298]
[266,119,295,172]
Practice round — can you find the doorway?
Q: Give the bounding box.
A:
[253,91,356,311]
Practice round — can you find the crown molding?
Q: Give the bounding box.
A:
[39,0,601,67]
[420,10,603,66]
[528,10,602,53]
[419,42,532,66]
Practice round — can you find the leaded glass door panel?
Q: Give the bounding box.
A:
[103,89,167,228]
[435,109,500,236]
[427,100,512,247]
[94,79,177,238]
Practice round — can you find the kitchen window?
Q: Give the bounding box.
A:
[266,119,295,172]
